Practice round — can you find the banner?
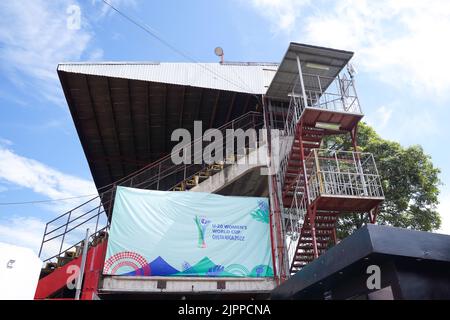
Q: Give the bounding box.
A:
[103,187,273,278]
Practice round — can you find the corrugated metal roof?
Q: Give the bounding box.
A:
[57,62,278,95]
[266,43,353,100]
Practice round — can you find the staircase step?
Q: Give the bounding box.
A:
[302,226,334,231]
[283,185,305,192]
[64,250,77,259]
[297,243,328,249]
[295,251,326,257]
[198,171,211,179]
[292,257,314,263]
[315,212,340,217]
[312,218,338,223]
[298,237,331,243]
[210,164,224,171]
[302,226,335,231]
[57,256,73,267]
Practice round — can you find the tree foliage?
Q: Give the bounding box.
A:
[323,122,442,238]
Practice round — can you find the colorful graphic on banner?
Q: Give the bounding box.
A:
[103,187,273,278]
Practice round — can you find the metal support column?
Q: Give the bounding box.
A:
[351,125,358,152]
[331,226,338,245]
[369,204,380,224]
[310,203,319,258]
[298,119,311,204]
[296,55,309,110]
[263,96,281,284]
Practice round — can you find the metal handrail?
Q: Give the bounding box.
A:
[104,111,262,188]
[290,71,362,115]
[45,196,100,225]
[42,226,108,264]
[38,111,264,262]
[285,180,307,269]
[124,115,264,191]
[305,149,385,202]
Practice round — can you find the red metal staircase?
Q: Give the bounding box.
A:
[281,117,342,275]
[267,69,384,277]
[35,237,107,300]
[290,210,338,273]
[282,125,325,207]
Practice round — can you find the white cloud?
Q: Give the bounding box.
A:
[0,138,13,147]
[0,145,97,212]
[365,103,438,143]
[368,105,393,129]
[0,0,140,106]
[92,0,138,17]
[0,0,95,106]
[248,0,310,33]
[0,145,104,258]
[247,0,450,99]
[0,0,144,106]
[88,48,104,61]
[0,0,134,259]
[0,216,47,254]
[0,215,99,258]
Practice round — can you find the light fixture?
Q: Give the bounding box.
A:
[315,122,340,131]
[214,46,224,64]
[306,62,330,71]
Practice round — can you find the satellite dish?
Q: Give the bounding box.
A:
[214,47,224,57]
[214,47,224,63]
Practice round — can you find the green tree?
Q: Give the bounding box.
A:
[323,122,442,238]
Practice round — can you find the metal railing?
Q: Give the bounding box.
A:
[284,172,307,265]
[38,195,110,263]
[38,111,265,263]
[275,95,300,189]
[122,111,264,192]
[305,149,384,202]
[291,72,362,114]
[274,69,362,193]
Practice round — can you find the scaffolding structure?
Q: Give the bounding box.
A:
[264,43,384,279]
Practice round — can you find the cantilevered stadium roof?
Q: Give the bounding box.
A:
[57,62,278,189]
[58,43,354,191]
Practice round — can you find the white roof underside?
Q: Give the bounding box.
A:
[57,62,278,95]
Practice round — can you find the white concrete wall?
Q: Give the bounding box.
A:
[0,242,42,300]
[190,145,268,193]
[101,276,276,293]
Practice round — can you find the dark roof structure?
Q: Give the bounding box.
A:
[271,224,450,300]
[57,63,275,189]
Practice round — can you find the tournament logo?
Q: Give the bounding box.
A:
[194,215,210,248]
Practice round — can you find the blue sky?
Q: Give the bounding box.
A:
[0,0,449,254]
